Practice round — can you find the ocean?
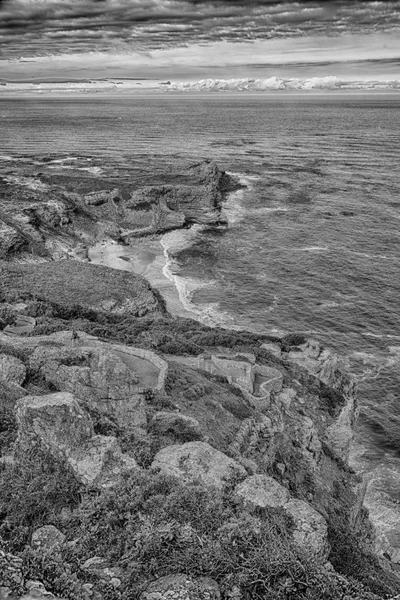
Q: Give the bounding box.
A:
[1,93,400,470]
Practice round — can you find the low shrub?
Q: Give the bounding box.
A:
[0,447,81,552]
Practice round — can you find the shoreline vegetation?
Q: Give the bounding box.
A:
[1,158,400,600]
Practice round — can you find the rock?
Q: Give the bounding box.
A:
[234,475,329,560]
[0,222,24,258]
[235,474,290,509]
[24,581,56,599]
[150,412,203,441]
[16,392,139,487]
[125,162,238,237]
[4,315,36,336]
[82,557,123,586]
[141,574,220,600]
[84,189,120,207]
[285,499,330,560]
[31,200,70,228]
[0,354,26,385]
[286,339,357,460]
[260,342,282,358]
[31,525,65,553]
[151,441,246,489]
[29,345,147,429]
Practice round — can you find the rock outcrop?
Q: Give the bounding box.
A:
[151,441,247,489]
[123,162,240,237]
[15,392,138,487]
[285,339,357,460]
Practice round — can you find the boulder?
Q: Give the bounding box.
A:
[15,392,138,487]
[234,475,329,560]
[285,499,329,559]
[0,354,26,385]
[31,525,65,553]
[235,474,290,509]
[141,574,220,600]
[29,345,147,429]
[150,412,203,441]
[151,441,246,489]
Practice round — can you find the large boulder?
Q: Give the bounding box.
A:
[0,354,26,385]
[15,392,138,487]
[234,475,329,560]
[151,441,246,489]
[141,574,220,600]
[29,345,147,429]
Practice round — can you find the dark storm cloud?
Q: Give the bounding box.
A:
[0,0,399,58]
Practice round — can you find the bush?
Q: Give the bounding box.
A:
[62,471,381,600]
[0,447,81,552]
[280,334,307,351]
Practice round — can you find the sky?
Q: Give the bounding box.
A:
[0,0,399,82]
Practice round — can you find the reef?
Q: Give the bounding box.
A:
[1,160,400,600]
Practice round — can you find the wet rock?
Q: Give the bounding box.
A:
[16,392,139,487]
[151,441,246,489]
[31,525,66,553]
[0,354,26,385]
[141,574,220,600]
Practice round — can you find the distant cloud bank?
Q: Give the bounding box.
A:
[160,76,400,92]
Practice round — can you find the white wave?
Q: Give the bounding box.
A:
[298,246,329,252]
[223,171,253,225]
[160,76,400,93]
[160,227,236,328]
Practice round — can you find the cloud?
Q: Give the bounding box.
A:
[0,0,399,59]
[161,75,400,91]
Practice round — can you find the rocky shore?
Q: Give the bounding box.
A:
[1,159,400,600]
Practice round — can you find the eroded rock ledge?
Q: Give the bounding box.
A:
[0,160,242,263]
